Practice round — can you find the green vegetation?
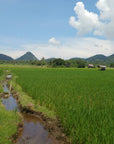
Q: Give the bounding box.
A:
[0,68,21,144]
[0,70,3,93]
[16,51,38,61]
[11,68,114,144]
[0,100,21,144]
[0,69,3,76]
[0,84,3,93]
[0,52,114,67]
[110,63,114,68]
[86,54,114,65]
[12,76,55,118]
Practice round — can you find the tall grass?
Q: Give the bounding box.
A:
[0,100,20,144]
[0,69,3,92]
[0,69,3,76]
[12,68,114,144]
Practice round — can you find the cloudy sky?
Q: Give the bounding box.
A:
[0,0,114,59]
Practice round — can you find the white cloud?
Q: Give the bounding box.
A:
[1,37,113,59]
[48,37,60,45]
[69,0,114,39]
[21,37,114,59]
[96,0,112,20]
[1,50,26,59]
[69,2,100,35]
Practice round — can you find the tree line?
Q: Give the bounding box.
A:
[0,58,114,68]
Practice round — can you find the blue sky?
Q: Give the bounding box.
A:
[0,0,114,59]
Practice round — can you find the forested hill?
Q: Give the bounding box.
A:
[71,54,114,64]
[16,52,38,61]
[86,54,107,64]
[86,54,114,64]
[107,54,114,63]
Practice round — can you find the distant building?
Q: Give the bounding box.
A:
[98,65,106,70]
[88,64,94,68]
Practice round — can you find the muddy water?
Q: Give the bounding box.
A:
[2,96,19,112]
[17,114,55,144]
[2,83,19,111]
[2,83,57,144]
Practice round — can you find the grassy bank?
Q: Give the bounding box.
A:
[11,67,114,144]
[0,101,21,144]
[0,68,21,144]
[0,69,3,93]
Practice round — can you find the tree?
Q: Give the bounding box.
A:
[40,57,46,65]
[52,58,65,67]
[65,60,72,67]
[76,60,86,68]
[109,63,114,68]
[65,60,77,67]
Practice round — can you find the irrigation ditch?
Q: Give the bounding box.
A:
[0,74,69,144]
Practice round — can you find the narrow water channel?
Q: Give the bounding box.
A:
[2,82,57,144]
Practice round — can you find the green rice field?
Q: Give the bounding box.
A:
[10,68,114,144]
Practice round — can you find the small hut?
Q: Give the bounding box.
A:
[98,65,106,71]
[88,64,94,68]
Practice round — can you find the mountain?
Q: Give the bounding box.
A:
[70,57,85,60]
[16,52,38,61]
[46,54,114,64]
[0,54,13,61]
[86,54,114,64]
[45,58,56,62]
[69,54,114,64]
[86,54,107,61]
[0,52,114,64]
[86,54,107,64]
[107,54,114,63]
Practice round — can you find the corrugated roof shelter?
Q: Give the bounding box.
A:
[88,64,94,68]
[98,65,106,70]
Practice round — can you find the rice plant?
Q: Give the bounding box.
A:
[12,68,114,144]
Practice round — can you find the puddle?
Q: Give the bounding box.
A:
[17,114,56,144]
[1,82,57,144]
[2,83,19,111]
[2,96,19,112]
[3,83,9,93]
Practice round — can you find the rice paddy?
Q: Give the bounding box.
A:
[10,68,114,144]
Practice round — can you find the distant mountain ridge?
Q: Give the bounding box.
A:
[107,54,114,63]
[86,54,107,61]
[70,57,85,60]
[86,54,114,64]
[86,54,107,63]
[0,52,114,64]
[0,54,13,61]
[16,52,38,61]
[71,54,114,64]
[45,58,56,62]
